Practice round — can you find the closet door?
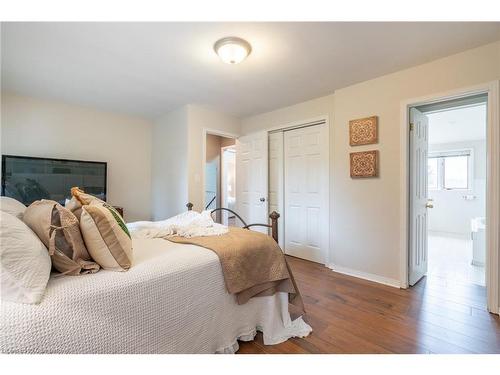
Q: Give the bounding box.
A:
[284,124,328,263]
[236,131,269,231]
[268,132,284,246]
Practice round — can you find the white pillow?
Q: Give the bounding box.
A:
[0,196,27,219]
[0,211,51,304]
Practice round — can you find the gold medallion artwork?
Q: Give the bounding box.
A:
[349,116,378,146]
[350,150,379,178]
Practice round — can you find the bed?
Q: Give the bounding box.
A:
[0,206,311,354]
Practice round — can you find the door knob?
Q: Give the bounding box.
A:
[260,197,266,202]
[426,202,434,209]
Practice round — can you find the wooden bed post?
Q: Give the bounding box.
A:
[269,211,280,243]
[186,202,193,211]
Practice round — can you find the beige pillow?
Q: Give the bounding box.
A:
[23,200,100,275]
[80,203,133,271]
[65,187,105,220]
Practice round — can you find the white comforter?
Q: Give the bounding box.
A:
[127,210,228,239]
[0,238,311,354]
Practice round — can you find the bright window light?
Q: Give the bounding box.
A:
[428,150,471,191]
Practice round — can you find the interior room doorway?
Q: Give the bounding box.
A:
[204,133,236,223]
[407,91,495,312]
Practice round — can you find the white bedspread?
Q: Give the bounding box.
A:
[0,238,311,353]
[127,210,228,239]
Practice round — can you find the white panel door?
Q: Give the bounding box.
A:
[236,131,269,230]
[284,124,328,263]
[409,107,430,286]
[268,132,284,246]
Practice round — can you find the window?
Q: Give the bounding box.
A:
[428,150,471,191]
[443,155,469,189]
[427,157,439,190]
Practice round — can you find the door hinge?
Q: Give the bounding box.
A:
[409,123,414,131]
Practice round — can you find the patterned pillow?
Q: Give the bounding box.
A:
[79,202,133,271]
[23,200,100,275]
[65,187,105,220]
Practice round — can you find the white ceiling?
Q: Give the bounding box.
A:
[2,22,500,119]
[428,104,486,145]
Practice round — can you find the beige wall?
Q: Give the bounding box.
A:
[187,104,240,211]
[241,41,500,284]
[151,106,189,220]
[1,93,153,222]
[241,94,335,132]
[151,104,240,216]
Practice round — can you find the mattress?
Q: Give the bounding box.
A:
[0,238,311,353]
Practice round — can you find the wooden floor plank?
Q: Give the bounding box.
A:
[236,256,500,354]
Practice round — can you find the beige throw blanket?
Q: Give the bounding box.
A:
[167,227,305,319]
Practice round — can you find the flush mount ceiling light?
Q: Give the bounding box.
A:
[214,37,252,64]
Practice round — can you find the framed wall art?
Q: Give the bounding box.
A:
[349,116,378,146]
[350,150,379,178]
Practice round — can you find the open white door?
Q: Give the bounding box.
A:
[409,107,430,286]
[236,131,269,230]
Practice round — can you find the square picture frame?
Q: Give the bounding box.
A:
[349,116,378,146]
[350,150,379,178]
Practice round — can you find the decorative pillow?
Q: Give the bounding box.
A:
[0,211,51,304]
[23,200,100,275]
[65,187,105,220]
[79,203,133,271]
[0,196,27,219]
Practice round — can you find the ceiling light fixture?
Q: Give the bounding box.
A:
[214,37,252,64]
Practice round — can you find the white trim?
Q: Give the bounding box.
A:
[327,263,401,289]
[486,81,500,316]
[263,115,330,265]
[399,81,499,314]
[201,128,238,210]
[265,115,329,133]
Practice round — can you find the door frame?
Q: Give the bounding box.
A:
[202,128,239,211]
[220,144,236,224]
[399,81,500,314]
[265,115,330,265]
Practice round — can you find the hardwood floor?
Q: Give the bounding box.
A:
[237,256,500,354]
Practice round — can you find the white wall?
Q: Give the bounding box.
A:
[428,140,486,236]
[241,41,500,286]
[151,106,189,220]
[1,93,153,221]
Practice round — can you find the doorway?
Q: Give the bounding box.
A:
[405,86,499,314]
[204,133,236,223]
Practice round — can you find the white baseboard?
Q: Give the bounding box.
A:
[327,263,401,288]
